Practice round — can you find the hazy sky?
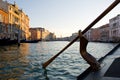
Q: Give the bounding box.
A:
[8,0,120,37]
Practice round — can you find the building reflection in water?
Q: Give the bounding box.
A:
[0,43,29,80]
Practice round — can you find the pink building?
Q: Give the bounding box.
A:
[99,24,109,42]
[91,28,101,41]
[85,24,109,42]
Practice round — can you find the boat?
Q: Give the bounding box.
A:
[21,40,39,43]
[77,43,120,80]
[0,39,18,46]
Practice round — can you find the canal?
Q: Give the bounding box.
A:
[0,41,117,80]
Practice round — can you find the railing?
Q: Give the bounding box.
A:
[42,0,120,68]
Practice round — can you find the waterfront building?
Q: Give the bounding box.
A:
[69,33,78,41]
[30,27,56,41]
[84,24,109,42]
[0,0,30,41]
[42,29,56,41]
[48,32,56,40]
[8,2,21,40]
[29,28,42,41]
[94,28,100,41]
[85,29,93,41]
[99,24,109,42]
[8,2,30,40]
[42,29,50,41]
[109,14,120,42]
[20,10,30,40]
[84,28,100,42]
[0,0,8,39]
[71,14,120,42]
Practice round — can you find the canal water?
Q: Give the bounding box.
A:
[0,41,117,80]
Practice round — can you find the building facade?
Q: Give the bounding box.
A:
[85,24,109,42]
[69,32,78,41]
[30,27,56,41]
[29,28,41,40]
[91,28,101,41]
[20,10,30,40]
[86,15,120,42]
[109,14,120,42]
[40,28,56,41]
[99,24,109,42]
[85,29,93,41]
[0,0,8,39]
[8,2,30,40]
[8,3,21,40]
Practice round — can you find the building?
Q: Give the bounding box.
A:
[0,0,8,39]
[29,28,41,41]
[42,29,56,41]
[92,28,100,41]
[8,3,20,40]
[48,32,56,40]
[69,32,78,41]
[70,15,120,42]
[42,29,50,40]
[84,29,100,42]
[84,24,109,42]
[109,14,120,42]
[99,24,109,42]
[8,2,30,40]
[0,0,30,43]
[20,10,30,40]
[30,27,56,41]
[85,29,92,41]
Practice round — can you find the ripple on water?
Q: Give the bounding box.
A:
[0,42,117,80]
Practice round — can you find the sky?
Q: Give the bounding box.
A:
[7,0,120,37]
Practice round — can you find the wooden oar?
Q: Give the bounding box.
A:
[42,0,120,68]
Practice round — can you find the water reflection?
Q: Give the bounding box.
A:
[0,42,117,80]
[0,43,29,80]
[43,68,49,80]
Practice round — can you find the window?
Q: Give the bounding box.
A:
[0,24,2,32]
[15,17,18,22]
[0,14,3,22]
[113,23,117,27]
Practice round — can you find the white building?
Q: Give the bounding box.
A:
[109,14,120,42]
[84,29,92,41]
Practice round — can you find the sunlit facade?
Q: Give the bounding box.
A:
[42,29,56,41]
[8,2,30,40]
[8,3,21,40]
[30,27,56,41]
[29,28,41,40]
[20,10,30,40]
